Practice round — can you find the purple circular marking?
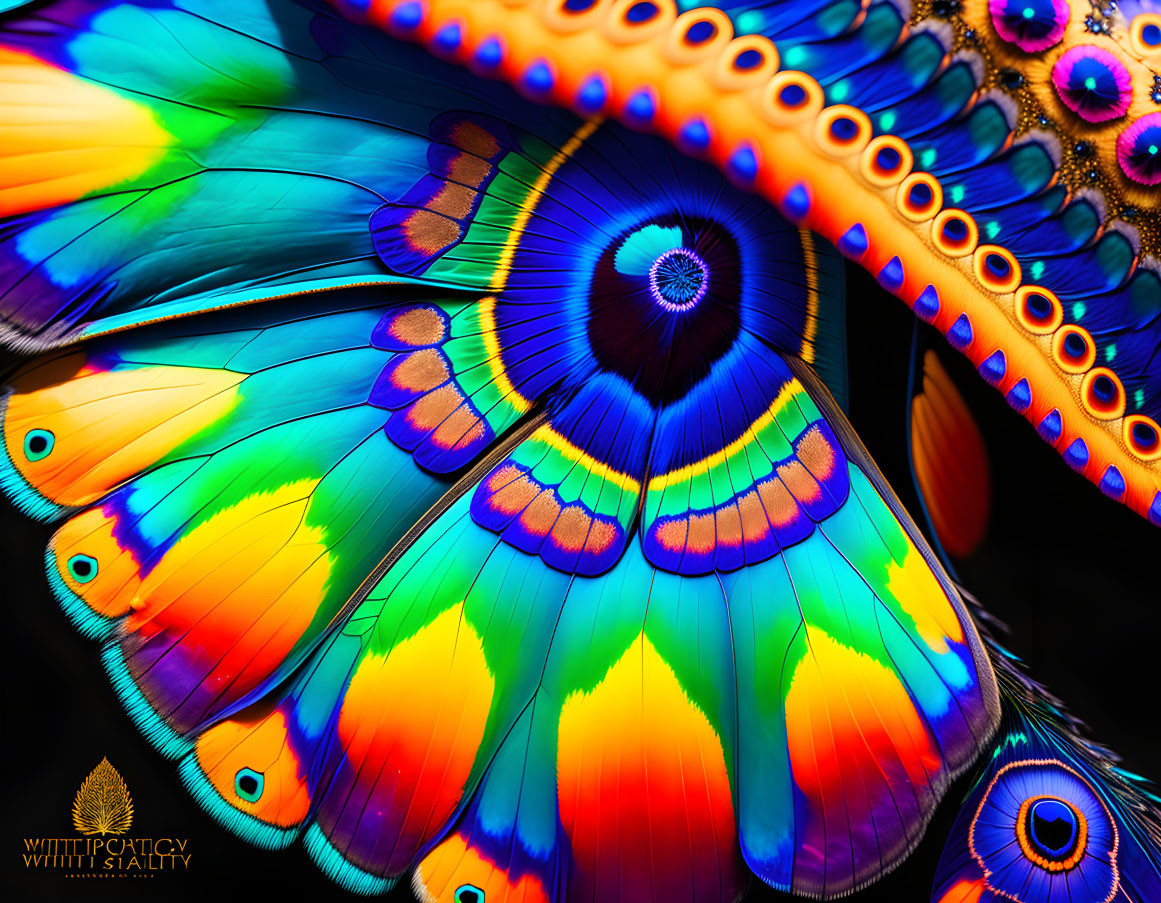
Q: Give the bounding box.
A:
[1118,113,1161,186]
[649,247,709,312]
[989,0,1069,52]
[1052,46,1132,123]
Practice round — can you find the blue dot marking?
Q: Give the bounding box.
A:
[914,285,940,322]
[1064,438,1089,471]
[474,36,503,68]
[679,117,711,151]
[947,313,973,349]
[1006,378,1032,412]
[838,224,868,259]
[1037,409,1062,443]
[523,59,555,93]
[728,144,758,182]
[979,350,1006,385]
[878,257,905,292]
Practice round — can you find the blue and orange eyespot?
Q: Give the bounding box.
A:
[762,71,824,125]
[1015,795,1087,871]
[860,135,913,187]
[814,105,872,157]
[712,35,778,90]
[662,8,731,64]
[1015,286,1063,334]
[973,245,1022,294]
[1129,13,1161,58]
[603,0,672,43]
[1081,367,1125,420]
[897,172,943,221]
[969,759,1118,903]
[932,210,978,257]
[545,0,607,33]
[1124,414,1161,461]
[1053,324,1096,373]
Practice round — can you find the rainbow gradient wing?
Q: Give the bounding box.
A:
[30,0,1161,900]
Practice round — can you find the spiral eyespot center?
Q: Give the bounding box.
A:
[649,247,709,312]
[67,554,98,584]
[234,767,265,803]
[24,429,55,462]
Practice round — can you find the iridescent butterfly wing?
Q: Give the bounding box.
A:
[0,1,1003,900]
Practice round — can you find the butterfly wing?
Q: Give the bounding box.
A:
[1,2,1007,900]
[317,0,1161,528]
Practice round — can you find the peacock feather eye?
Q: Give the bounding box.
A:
[1022,797,1082,864]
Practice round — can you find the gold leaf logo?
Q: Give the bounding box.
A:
[72,758,134,836]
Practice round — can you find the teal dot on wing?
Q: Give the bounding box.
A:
[23,429,54,462]
[67,554,98,584]
[234,767,265,803]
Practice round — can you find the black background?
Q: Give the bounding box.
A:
[2,263,1157,902]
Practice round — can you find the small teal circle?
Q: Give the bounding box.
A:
[67,554,98,584]
[455,885,484,903]
[23,429,54,462]
[234,767,265,803]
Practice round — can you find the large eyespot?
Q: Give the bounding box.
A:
[970,759,1117,901]
[23,428,54,462]
[454,886,484,903]
[234,767,265,803]
[67,554,98,584]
